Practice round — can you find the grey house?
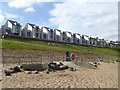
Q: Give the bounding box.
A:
[40,26,54,40]
[73,33,82,44]
[89,37,98,46]
[82,35,90,45]
[54,29,62,42]
[21,23,40,38]
[1,20,22,36]
[62,31,73,43]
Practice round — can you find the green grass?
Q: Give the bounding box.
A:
[0,38,120,56]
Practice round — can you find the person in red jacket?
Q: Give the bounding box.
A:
[71,53,75,60]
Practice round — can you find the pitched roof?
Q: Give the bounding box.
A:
[27,23,39,29]
[8,20,21,27]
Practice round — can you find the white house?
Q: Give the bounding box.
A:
[82,35,90,45]
[21,23,40,38]
[62,31,73,43]
[73,33,82,44]
[109,41,119,48]
[40,26,54,40]
[89,37,98,46]
[2,20,22,36]
[54,29,62,42]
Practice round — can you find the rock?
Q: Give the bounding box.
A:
[46,71,50,74]
[94,62,97,64]
[20,64,48,71]
[25,71,32,74]
[34,71,38,74]
[69,67,76,71]
[48,63,57,71]
[13,66,21,72]
[9,68,14,70]
[57,62,63,66]
[94,65,98,67]
[60,65,69,70]
[4,70,11,76]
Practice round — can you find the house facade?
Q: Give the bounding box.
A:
[2,20,22,36]
[109,41,120,48]
[40,26,51,40]
[62,31,73,43]
[89,37,98,46]
[82,35,90,45]
[54,29,62,42]
[21,23,40,38]
[73,33,82,44]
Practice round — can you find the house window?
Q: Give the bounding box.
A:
[43,34,47,39]
[50,35,53,39]
[77,39,79,43]
[27,32,31,37]
[36,33,38,38]
[57,35,59,41]
[36,29,39,32]
[68,38,70,42]
[63,38,65,41]
[73,34,75,38]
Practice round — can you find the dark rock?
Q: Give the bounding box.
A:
[48,63,57,71]
[25,71,32,74]
[4,70,11,76]
[13,66,21,72]
[57,62,64,66]
[9,68,14,70]
[46,71,50,74]
[60,65,69,70]
[94,62,97,64]
[20,65,23,69]
[34,71,38,74]
[94,65,98,67]
[69,67,76,71]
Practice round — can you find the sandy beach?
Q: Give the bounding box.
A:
[2,62,118,88]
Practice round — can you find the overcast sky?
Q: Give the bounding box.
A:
[0,0,119,41]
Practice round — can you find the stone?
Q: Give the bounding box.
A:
[20,64,48,71]
[68,67,76,71]
[46,71,50,74]
[94,65,98,67]
[25,71,32,74]
[34,71,38,74]
[60,65,69,70]
[4,70,11,76]
[13,66,21,72]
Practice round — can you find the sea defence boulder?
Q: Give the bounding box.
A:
[20,63,48,71]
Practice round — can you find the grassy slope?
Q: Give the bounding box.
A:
[0,38,119,56]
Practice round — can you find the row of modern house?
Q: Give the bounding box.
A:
[1,20,120,48]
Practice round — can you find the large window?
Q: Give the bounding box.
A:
[43,34,47,39]
[27,31,31,37]
[36,33,38,38]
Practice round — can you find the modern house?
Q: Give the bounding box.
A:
[89,37,98,46]
[109,41,120,48]
[1,20,22,36]
[54,29,62,42]
[40,26,54,40]
[62,31,73,43]
[73,33,82,44]
[82,35,90,45]
[21,23,40,38]
[97,39,108,47]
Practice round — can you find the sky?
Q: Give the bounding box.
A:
[0,0,119,41]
